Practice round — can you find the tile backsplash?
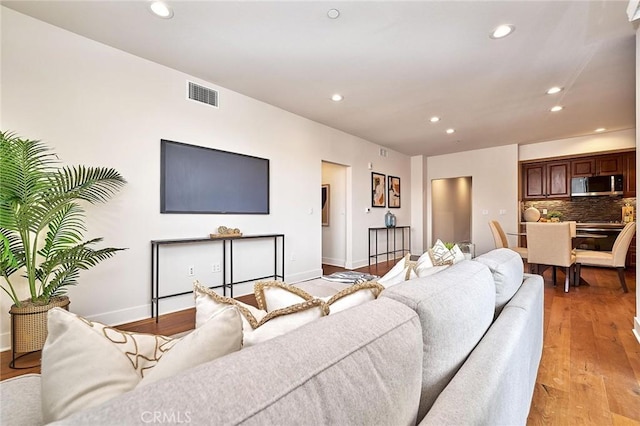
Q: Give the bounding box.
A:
[522,197,636,223]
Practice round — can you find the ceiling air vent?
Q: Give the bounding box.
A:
[187,81,219,108]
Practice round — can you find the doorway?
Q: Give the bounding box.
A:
[321,161,348,267]
[431,176,472,244]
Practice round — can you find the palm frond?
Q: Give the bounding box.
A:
[48,166,126,205]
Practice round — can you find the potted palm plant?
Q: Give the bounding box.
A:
[0,131,126,364]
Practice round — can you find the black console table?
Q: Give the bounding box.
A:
[368,226,411,269]
[150,234,284,321]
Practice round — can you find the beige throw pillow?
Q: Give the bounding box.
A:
[41,306,242,423]
[194,280,267,331]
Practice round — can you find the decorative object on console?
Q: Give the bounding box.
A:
[385,210,397,228]
[388,176,401,208]
[210,226,243,239]
[40,306,242,423]
[0,131,126,367]
[371,172,386,207]
[321,184,330,226]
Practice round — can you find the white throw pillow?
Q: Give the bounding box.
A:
[243,300,329,347]
[377,254,417,288]
[254,281,314,312]
[415,248,452,277]
[194,281,267,332]
[41,306,242,423]
[323,281,384,314]
[194,281,330,347]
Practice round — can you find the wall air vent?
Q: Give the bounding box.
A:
[187,81,219,108]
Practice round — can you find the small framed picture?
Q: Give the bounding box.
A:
[321,184,330,226]
[371,172,386,207]
[388,176,400,208]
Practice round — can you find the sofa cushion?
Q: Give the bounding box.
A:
[41,306,242,423]
[380,260,496,420]
[58,298,424,426]
[0,374,42,426]
[474,248,525,315]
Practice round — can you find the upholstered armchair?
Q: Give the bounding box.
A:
[575,222,636,293]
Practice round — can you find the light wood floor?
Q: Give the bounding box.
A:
[1,261,639,425]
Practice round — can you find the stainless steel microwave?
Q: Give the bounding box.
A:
[570,174,623,196]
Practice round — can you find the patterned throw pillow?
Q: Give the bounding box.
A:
[428,239,456,266]
[41,306,242,423]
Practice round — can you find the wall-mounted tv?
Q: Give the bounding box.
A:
[160,139,270,214]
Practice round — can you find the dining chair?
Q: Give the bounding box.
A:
[574,222,636,293]
[488,221,528,260]
[526,222,576,292]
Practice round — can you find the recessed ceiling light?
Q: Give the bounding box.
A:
[595,127,606,132]
[550,105,563,112]
[327,9,340,19]
[490,24,515,39]
[331,94,343,102]
[430,116,440,123]
[546,86,563,95]
[149,1,173,19]
[446,128,455,134]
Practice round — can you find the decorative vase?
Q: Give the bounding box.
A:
[10,296,70,367]
[385,210,396,228]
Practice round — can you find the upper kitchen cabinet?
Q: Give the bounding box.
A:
[596,154,623,175]
[623,151,636,197]
[522,160,571,200]
[571,158,596,177]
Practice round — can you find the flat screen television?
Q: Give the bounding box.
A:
[160,139,270,214]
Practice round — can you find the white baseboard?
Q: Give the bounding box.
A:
[634,317,640,344]
[288,268,323,284]
[322,257,346,268]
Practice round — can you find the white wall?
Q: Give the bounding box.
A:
[519,128,635,161]
[321,162,347,267]
[426,145,520,256]
[0,8,411,349]
[410,155,426,254]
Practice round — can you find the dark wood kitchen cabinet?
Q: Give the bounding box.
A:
[522,160,570,200]
[623,151,636,197]
[571,158,596,177]
[596,154,623,175]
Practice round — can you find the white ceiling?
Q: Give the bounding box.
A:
[2,0,636,157]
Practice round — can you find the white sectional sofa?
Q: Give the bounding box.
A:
[1,248,543,425]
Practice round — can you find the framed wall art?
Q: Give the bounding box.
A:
[388,175,400,208]
[371,172,386,207]
[321,184,330,226]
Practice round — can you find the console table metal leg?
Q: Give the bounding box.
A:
[229,241,234,298]
[222,242,227,297]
